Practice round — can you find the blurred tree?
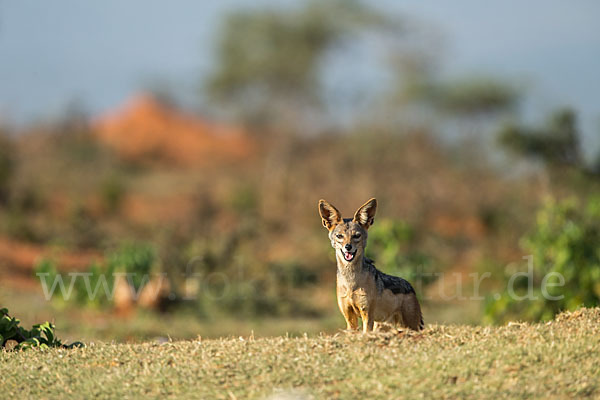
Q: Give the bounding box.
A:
[433,77,519,118]
[429,76,520,142]
[498,108,583,168]
[385,54,520,138]
[387,51,438,107]
[206,0,389,128]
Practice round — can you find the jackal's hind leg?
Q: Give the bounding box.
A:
[374,321,393,332]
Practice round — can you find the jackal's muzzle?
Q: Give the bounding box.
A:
[341,249,356,261]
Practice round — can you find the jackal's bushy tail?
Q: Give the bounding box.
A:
[402,293,424,331]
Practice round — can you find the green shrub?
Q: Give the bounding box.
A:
[34,242,156,307]
[34,258,59,284]
[107,242,155,292]
[75,261,117,306]
[0,308,83,350]
[365,219,436,287]
[229,184,259,216]
[484,196,600,323]
[100,174,126,214]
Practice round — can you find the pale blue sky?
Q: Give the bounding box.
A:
[1,1,598,152]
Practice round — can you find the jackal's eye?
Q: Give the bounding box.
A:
[335,234,343,239]
[352,233,361,239]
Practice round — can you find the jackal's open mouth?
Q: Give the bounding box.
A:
[341,249,356,262]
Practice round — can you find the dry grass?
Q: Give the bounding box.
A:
[2,308,599,399]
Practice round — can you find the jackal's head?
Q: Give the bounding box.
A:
[318,198,377,264]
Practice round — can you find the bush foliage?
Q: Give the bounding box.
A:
[485,196,600,323]
[35,242,156,307]
[0,308,82,350]
[365,219,437,288]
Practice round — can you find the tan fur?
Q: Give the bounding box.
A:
[319,198,424,332]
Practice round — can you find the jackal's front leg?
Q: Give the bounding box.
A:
[360,310,374,333]
[344,310,359,331]
[338,296,359,330]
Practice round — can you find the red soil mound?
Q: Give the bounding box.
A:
[0,236,100,291]
[94,94,255,166]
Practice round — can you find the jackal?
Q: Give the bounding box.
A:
[318,198,424,332]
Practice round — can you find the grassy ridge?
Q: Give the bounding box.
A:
[2,308,599,399]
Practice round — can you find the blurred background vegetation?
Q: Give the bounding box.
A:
[0,0,599,342]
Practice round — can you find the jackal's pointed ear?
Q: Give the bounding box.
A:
[318,199,341,231]
[353,198,377,229]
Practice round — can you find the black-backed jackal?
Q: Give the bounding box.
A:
[318,198,424,332]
